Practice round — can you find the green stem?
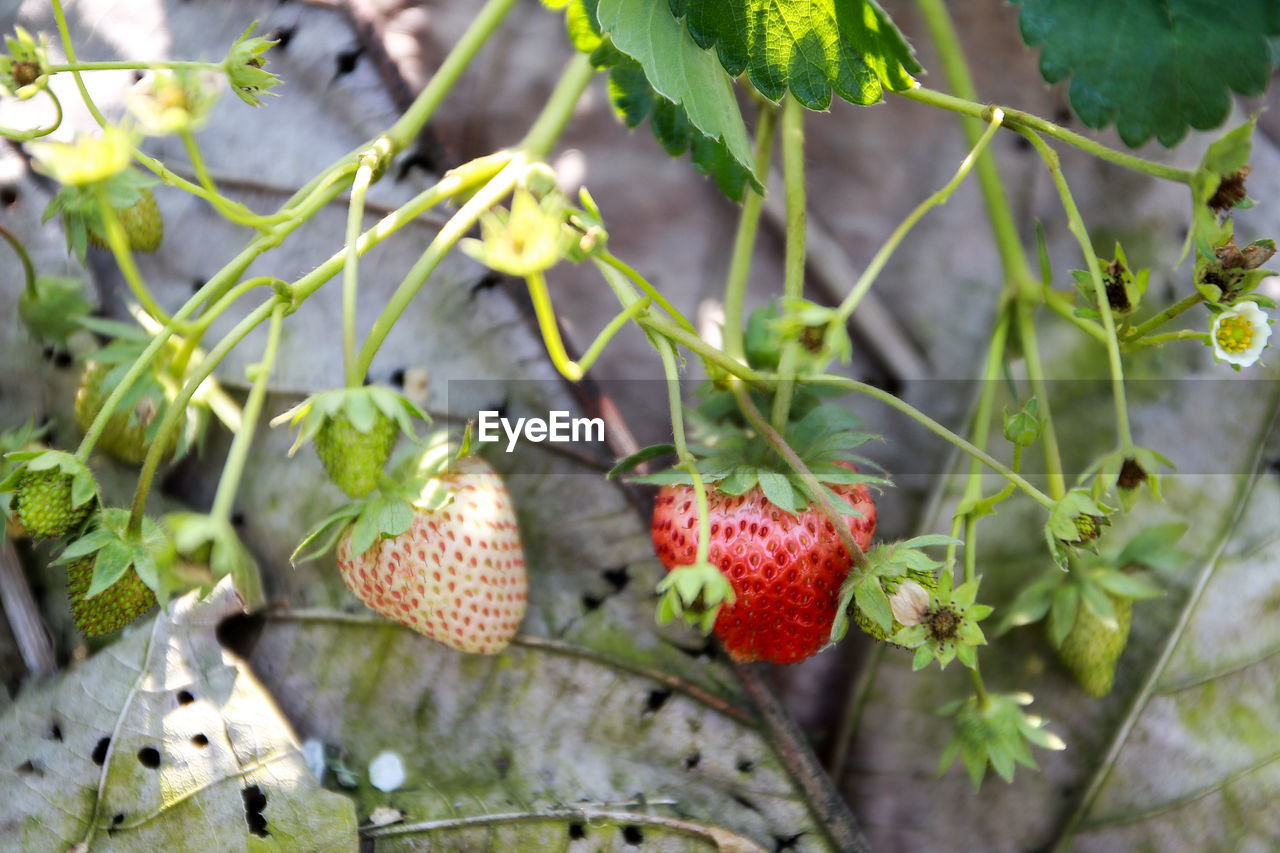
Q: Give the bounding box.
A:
[180,129,281,228]
[1020,129,1133,450]
[526,271,651,381]
[732,384,868,569]
[638,315,770,387]
[518,53,596,160]
[1124,329,1209,351]
[526,271,583,381]
[597,251,695,334]
[817,374,1056,510]
[1016,300,1067,499]
[0,88,62,141]
[1044,288,1108,344]
[898,87,1194,186]
[50,0,108,126]
[947,306,1012,572]
[210,302,285,523]
[638,311,1056,508]
[354,159,524,379]
[92,183,174,327]
[913,0,1033,284]
[46,60,220,73]
[0,223,36,294]
[721,104,778,363]
[771,95,807,431]
[384,0,520,153]
[1125,291,1204,341]
[128,298,279,534]
[969,666,990,709]
[831,107,1003,328]
[655,338,709,564]
[342,155,377,387]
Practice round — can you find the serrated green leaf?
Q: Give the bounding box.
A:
[1013,1,1280,147]
[597,0,754,177]
[669,0,919,109]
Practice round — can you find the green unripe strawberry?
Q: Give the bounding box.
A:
[16,469,91,538]
[315,411,399,497]
[87,187,163,253]
[75,361,183,466]
[66,556,157,636]
[1054,594,1132,698]
[853,567,937,642]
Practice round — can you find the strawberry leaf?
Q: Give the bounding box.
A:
[1012,0,1280,147]
[668,0,919,109]
[596,0,755,179]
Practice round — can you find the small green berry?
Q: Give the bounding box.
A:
[16,469,90,538]
[66,556,157,637]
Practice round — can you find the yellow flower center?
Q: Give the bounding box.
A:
[1216,314,1254,353]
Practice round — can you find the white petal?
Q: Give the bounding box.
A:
[889,580,931,626]
[369,750,406,792]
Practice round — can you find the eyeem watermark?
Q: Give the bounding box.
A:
[477,410,604,452]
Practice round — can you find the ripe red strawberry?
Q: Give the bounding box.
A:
[651,478,876,664]
[336,455,527,654]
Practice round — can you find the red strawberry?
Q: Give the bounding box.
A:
[651,476,876,664]
[336,455,527,654]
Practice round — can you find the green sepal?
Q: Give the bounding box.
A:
[853,576,893,636]
[56,507,175,606]
[271,386,429,457]
[994,570,1063,636]
[1114,522,1188,571]
[1047,583,1080,649]
[225,22,282,107]
[163,511,264,608]
[606,443,675,479]
[1,449,99,509]
[1002,397,1044,447]
[654,562,735,634]
[18,275,92,347]
[937,691,1064,790]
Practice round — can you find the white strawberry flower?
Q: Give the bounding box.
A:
[369,751,406,792]
[1212,301,1271,367]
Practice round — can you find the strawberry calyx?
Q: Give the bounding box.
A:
[0,448,99,539]
[655,561,736,633]
[829,534,959,646]
[629,394,887,517]
[43,167,159,262]
[291,430,466,565]
[273,386,428,497]
[55,507,178,611]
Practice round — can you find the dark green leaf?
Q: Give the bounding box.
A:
[668,0,920,109]
[1013,1,1280,146]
